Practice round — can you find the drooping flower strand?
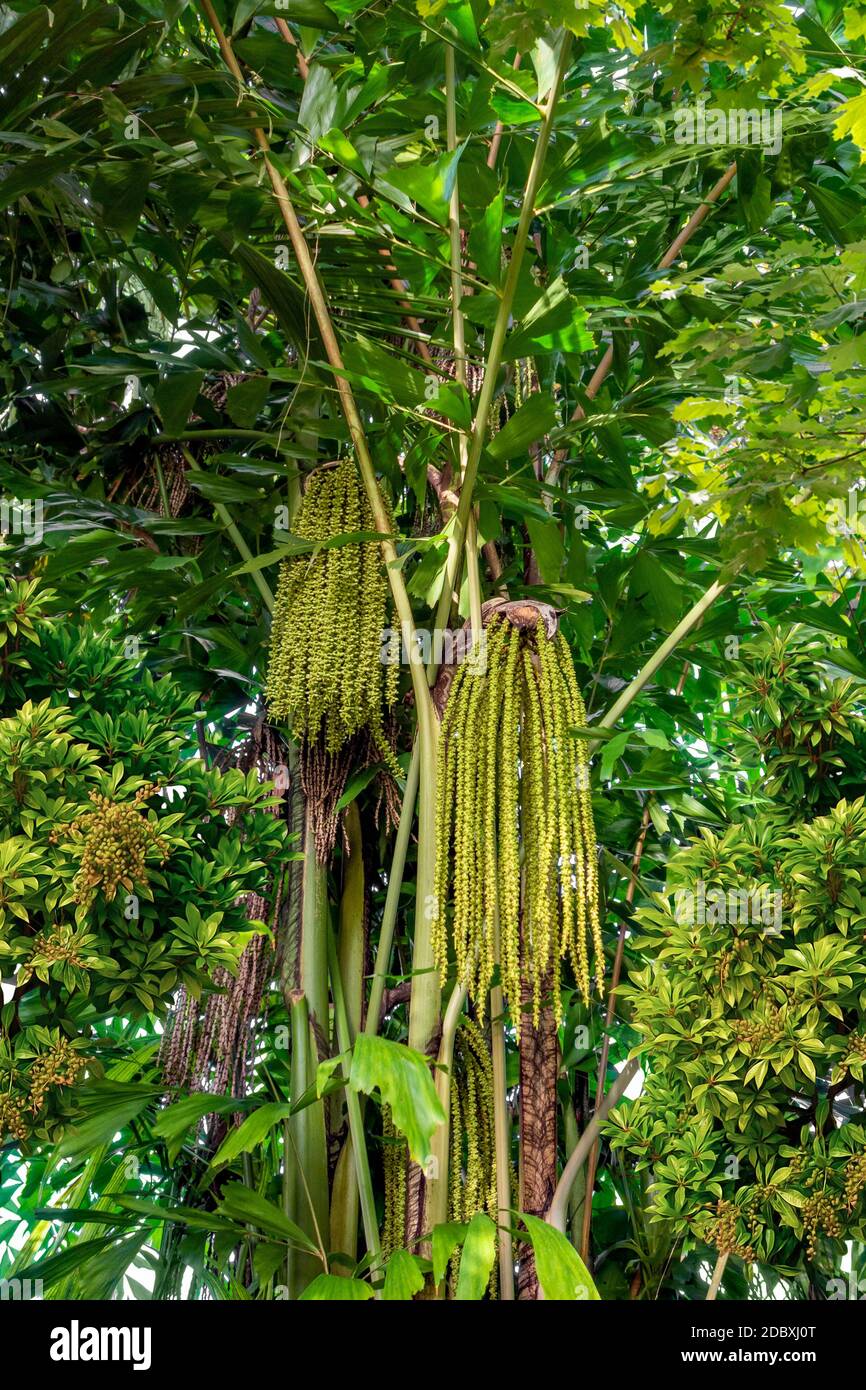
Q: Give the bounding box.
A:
[448,1017,500,1296]
[434,615,602,1036]
[380,1106,408,1260]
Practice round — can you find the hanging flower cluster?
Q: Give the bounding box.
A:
[434,613,602,1033]
[265,457,398,758]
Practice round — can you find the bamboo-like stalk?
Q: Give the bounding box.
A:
[327,926,384,1290]
[706,1251,729,1300]
[594,578,731,743]
[545,1056,640,1236]
[365,743,420,1038]
[197,2,441,1069]
[286,993,328,1295]
[284,805,331,1295]
[426,978,469,1251]
[330,802,366,1265]
[431,29,574,640]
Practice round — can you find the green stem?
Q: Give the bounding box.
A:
[594,577,732,747]
[330,802,366,1264]
[286,807,331,1296]
[433,29,574,638]
[366,743,420,1038]
[328,926,384,1290]
[545,1057,639,1237]
[286,993,329,1295]
[426,979,468,1254]
[180,446,275,613]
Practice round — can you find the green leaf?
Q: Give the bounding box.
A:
[600,730,629,782]
[225,376,269,429]
[216,1183,319,1251]
[382,1249,426,1300]
[526,516,564,584]
[57,1092,156,1162]
[349,1033,446,1167]
[381,144,467,224]
[431,1220,467,1285]
[628,552,682,628]
[468,185,505,286]
[153,1092,245,1163]
[300,1274,375,1300]
[154,370,205,437]
[206,1102,294,1176]
[521,1215,600,1301]
[455,1212,497,1300]
[10,1232,138,1294]
[487,393,558,462]
[503,278,594,360]
[263,0,338,21]
[90,160,151,242]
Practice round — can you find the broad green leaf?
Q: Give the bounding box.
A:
[382,1249,426,1300]
[90,160,151,242]
[468,184,505,286]
[349,1033,446,1166]
[217,1183,319,1252]
[526,516,564,584]
[206,1102,294,1176]
[431,1220,467,1286]
[57,1092,157,1162]
[487,393,559,462]
[153,1092,245,1163]
[521,1215,600,1301]
[455,1212,497,1300]
[300,1274,374,1300]
[225,376,269,429]
[154,370,205,438]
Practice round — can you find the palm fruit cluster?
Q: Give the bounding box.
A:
[26,1035,87,1114]
[0,1094,29,1143]
[707,1198,758,1263]
[433,614,601,1034]
[70,782,168,904]
[265,458,398,760]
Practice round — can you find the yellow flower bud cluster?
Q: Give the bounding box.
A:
[71,783,168,904]
[265,458,398,762]
[434,615,602,1034]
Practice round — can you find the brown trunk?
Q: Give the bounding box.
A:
[517,972,558,1300]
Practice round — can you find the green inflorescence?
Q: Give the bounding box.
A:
[380,1104,407,1260]
[448,1017,500,1295]
[265,458,398,763]
[434,615,601,1035]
